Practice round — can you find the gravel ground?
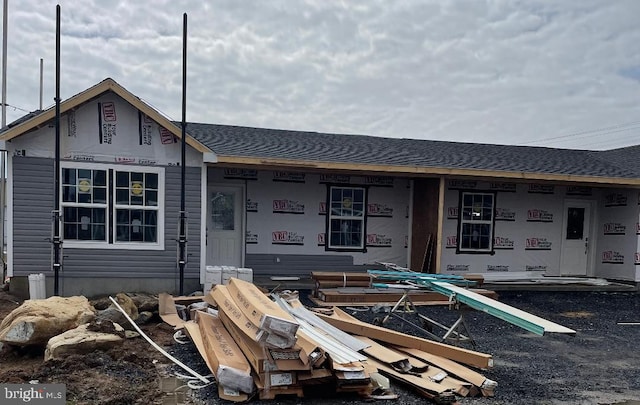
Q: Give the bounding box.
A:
[170,290,640,405]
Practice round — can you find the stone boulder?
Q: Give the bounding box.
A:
[126,292,158,312]
[90,292,158,312]
[96,293,139,329]
[44,323,124,361]
[0,296,96,346]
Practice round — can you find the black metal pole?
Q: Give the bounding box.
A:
[53,4,62,295]
[178,13,187,296]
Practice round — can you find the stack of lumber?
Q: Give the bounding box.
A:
[313,286,498,306]
[311,271,372,294]
[311,271,490,306]
[179,277,497,403]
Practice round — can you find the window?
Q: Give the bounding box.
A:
[62,168,107,241]
[61,162,164,249]
[326,186,366,251]
[457,191,495,253]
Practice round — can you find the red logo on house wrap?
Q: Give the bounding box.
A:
[102,102,116,121]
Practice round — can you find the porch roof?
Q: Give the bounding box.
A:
[184,122,640,187]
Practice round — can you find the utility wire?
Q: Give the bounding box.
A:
[0,102,31,113]
[520,120,640,146]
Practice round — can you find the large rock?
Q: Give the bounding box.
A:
[90,292,158,312]
[126,292,158,312]
[0,296,96,346]
[44,323,124,361]
[96,293,139,329]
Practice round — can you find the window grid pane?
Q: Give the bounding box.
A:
[459,192,494,252]
[327,186,366,249]
[61,166,160,246]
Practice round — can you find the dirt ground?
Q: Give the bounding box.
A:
[0,290,177,405]
[1,289,639,405]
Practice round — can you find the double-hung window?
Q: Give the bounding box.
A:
[61,162,164,249]
[326,186,367,251]
[457,191,495,253]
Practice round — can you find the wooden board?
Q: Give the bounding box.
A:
[318,307,494,370]
[392,345,495,396]
[316,287,498,304]
[308,296,452,308]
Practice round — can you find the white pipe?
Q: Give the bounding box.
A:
[108,296,210,384]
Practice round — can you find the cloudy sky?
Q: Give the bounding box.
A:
[1,1,640,150]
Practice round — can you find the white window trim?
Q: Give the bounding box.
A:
[61,161,165,250]
[457,191,495,253]
[327,185,366,251]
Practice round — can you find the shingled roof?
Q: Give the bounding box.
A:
[184,122,640,182]
[1,76,636,185]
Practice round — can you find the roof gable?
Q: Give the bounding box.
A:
[0,78,211,154]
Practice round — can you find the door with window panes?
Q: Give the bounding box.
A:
[207,186,243,266]
[560,200,592,276]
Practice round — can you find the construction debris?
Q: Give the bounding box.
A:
[163,277,500,403]
[317,307,494,369]
[311,271,496,308]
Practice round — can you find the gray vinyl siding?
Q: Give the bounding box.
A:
[12,157,201,278]
[13,157,54,275]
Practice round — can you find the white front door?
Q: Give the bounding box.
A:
[207,185,243,267]
[560,200,592,276]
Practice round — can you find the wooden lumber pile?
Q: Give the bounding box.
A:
[174,277,497,403]
[312,286,498,306]
[311,271,373,294]
[311,271,490,306]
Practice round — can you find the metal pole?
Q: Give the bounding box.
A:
[178,13,187,296]
[53,5,62,295]
[0,0,7,283]
[39,58,43,110]
[2,0,8,127]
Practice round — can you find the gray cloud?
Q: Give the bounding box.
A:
[2,0,639,150]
